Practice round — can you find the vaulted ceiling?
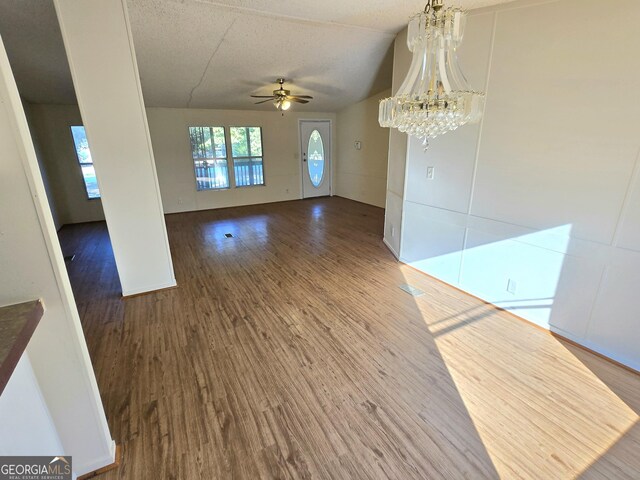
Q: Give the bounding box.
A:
[0,0,516,112]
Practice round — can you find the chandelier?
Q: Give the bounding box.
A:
[378,0,485,149]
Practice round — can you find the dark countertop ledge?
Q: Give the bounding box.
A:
[0,300,44,396]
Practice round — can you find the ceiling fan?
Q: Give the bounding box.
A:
[251,78,313,111]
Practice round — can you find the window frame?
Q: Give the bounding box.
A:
[188,126,231,192]
[69,125,100,200]
[229,126,266,188]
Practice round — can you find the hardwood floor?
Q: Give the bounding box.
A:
[59,197,640,479]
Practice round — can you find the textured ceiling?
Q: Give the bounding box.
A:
[0,0,516,112]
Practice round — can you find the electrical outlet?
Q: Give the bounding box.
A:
[354,141,362,150]
[426,166,435,180]
[391,226,396,238]
[507,278,518,295]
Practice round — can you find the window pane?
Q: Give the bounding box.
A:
[194,158,229,190]
[189,126,229,190]
[230,127,249,157]
[81,164,101,199]
[212,128,227,158]
[70,126,100,198]
[230,126,262,157]
[307,129,325,187]
[71,126,92,164]
[189,126,226,160]
[248,127,262,156]
[234,157,264,187]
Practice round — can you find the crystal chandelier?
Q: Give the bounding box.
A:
[378,0,485,149]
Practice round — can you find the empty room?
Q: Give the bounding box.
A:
[0,0,639,478]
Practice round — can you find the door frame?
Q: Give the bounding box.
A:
[298,119,333,199]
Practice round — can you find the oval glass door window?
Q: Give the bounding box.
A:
[307,129,325,187]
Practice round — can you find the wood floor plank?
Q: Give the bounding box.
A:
[59,197,640,479]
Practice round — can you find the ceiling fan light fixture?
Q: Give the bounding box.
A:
[274,97,291,111]
[378,0,485,149]
[252,78,313,111]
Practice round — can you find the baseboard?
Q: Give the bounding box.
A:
[331,195,385,210]
[163,196,310,216]
[383,237,400,260]
[78,444,122,480]
[548,328,640,375]
[122,280,177,298]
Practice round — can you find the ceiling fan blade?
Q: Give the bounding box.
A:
[254,99,274,104]
[251,95,276,98]
[290,95,313,99]
[289,98,309,104]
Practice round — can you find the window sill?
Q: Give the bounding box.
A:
[196,187,231,192]
[234,184,266,189]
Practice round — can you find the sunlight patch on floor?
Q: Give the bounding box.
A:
[399,265,639,479]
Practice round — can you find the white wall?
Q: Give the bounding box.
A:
[0,33,115,475]
[147,107,336,213]
[26,103,105,228]
[22,101,67,230]
[397,0,640,371]
[28,104,335,221]
[383,28,411,257]
[0,355,64,460]
[335,89,390,208]
[55,0,176,296]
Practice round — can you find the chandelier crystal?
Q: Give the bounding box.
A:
[378,0,485,149]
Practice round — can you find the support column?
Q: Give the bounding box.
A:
[0,34,115,476]
[54,0,176,296]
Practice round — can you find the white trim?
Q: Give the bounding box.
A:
[612,145,640,246]
[398,133,411,259]
[73,440,117,476]
[122,280,178,297]
[383,238,400,260]
[296,118,303,199]
[457,11,498,286]
[465,11,497,217]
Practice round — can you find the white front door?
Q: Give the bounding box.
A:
[300,120,331,198]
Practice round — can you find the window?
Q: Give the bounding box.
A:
[307,129,325,187]
[70,126,100,199]
[230,127,264,187]
[189,126,229,190]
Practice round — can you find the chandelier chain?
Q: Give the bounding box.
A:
[423,0,444,14]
